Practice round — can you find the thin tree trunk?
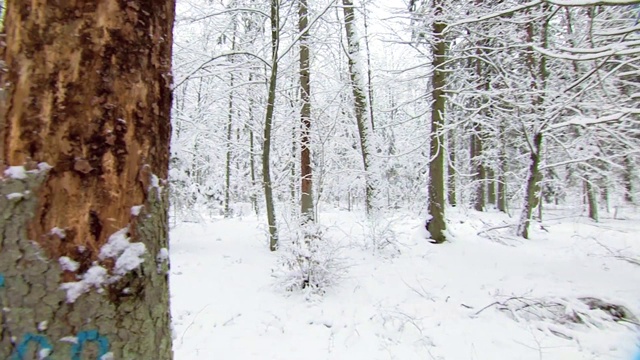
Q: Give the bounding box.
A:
[517,6,549,239]
[0,1,175,358]
[248,73,259,216]
[290,120,297,209]
[586,177,599,221]
[362,0,376,132]
[623,155,635,204]
[497,120,508,213]
[299,0,314,222]
[264,0,280,251]
[471,123,485,211]
[487,167,496,207]
[427,0,448,243]
[448,127,457,207]
[517,133,543,239]
[342,0,377,217]
[224,70,235,218]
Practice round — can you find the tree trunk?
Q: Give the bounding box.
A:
[586,178,599,222]
[623,155,635,204]
[517,6,549,239]
[299,0,314,222]
[487,167,496,207]
[224,24,238,219]
[497,120,508,213]
[471,123,485,212]
[248,73,259,216]
[0,1,175,359]
[342,0,377,217]
[362,0,376,132]
[264,0,280,251]
[517,132,542,239]
[224,72,235,218]
[447,127,457,207]
[427,0,447,243]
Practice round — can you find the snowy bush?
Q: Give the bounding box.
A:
[474,296,639,341]
[359,214,401,256]
[274,221,346,296]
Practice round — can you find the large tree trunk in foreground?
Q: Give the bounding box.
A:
[0,1,175,359]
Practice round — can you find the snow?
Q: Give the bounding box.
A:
[171,208,640,359]
[100,352,115,360]
[6,192,24,200]
[58,256,79,272]
[99,227,147,275]
[59,336,78,344]
[37,320,48,331]
[38,348,51,360]
[131,205,144,216]
[113,242,146,276]
[60,265,109,303]
[51,227,66,239]
[37,162,53,171]
[157,248,169,262]
[60,227,147,302]
[4,166,27,179]
[99,228,131,259]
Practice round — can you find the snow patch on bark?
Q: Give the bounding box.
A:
[3,162,53,179]
[100,352,115,360]
[51,227,66,239]
[100,227,147,275]
[4,166,27,179]
[6,192,24,200]
[61,227,147,303]
[59,336,78,344]
[58,256,79,272]
[114,242,146,276]
[60,265,109,303]
[131,205,144,216]
[37,320,48,331]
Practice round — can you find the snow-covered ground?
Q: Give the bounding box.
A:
[170,206,640,359]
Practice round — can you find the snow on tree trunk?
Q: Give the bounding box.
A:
[342,0,379,217]
[264,0,280,251]
[0,1,174,358]
[427,0,448,243]
[300,0,314,222]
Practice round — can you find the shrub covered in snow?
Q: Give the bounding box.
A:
[359,214,401,256]
[274,221,346,296]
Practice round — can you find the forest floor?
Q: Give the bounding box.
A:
[169,205,640,359]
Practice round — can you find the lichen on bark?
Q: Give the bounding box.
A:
[0,168,172,359]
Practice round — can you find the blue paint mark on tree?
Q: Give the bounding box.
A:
[71,330,110,360]
[13,333,52,360]
[0,273,5,288]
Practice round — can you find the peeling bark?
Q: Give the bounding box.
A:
[0,1,174,358]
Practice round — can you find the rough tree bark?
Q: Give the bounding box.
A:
[0,1,175,359]
[427,0,448,243]
[299,0,314,222]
